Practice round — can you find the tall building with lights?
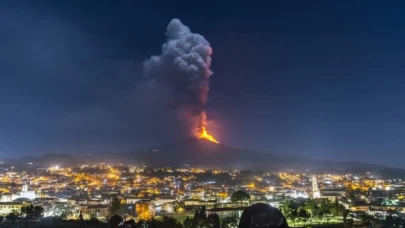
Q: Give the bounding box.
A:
[312,175,321,198]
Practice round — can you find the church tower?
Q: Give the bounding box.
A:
[312,175,321,198]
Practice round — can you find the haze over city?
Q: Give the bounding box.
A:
[1,1,405,168]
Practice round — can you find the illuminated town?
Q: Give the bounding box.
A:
[0,162,404,227]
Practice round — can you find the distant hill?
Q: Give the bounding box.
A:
[1,138,404,178]
[120,138,379,171]
[118,138,403,177]
[128,137,254,167]
[1,153,77,167]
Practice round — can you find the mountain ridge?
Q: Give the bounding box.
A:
[0,138,403,178]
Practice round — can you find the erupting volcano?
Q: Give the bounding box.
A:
[197,126,218,143]
[195,112,218,143]
[142,19,219,142]
[196,124,218,143]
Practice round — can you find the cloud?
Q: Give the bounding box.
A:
[137,19,214,137]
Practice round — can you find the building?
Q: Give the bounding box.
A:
[1,193,13,202]
[321,189,345,196]
[18,183,36,200]
[87,205,109,219]
[161,202,174,213]
[126,198,141,204]
[349,204,370,212]
[320,193,341,201]
[152,196,177,206]
[206,207,245,219]
[183,199,216,208]
[136,201,153,221]
[120,204,136,217]
[0,202,25,215]
[312,175,321,199]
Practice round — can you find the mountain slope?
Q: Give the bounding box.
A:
[123,138,387,172]
[1,138,402,178]
[1,153,77,167]
[125,138,254,167]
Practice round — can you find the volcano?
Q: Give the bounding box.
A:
[2,138,405,177]
[118,138,386,172]
[130,137,254,168]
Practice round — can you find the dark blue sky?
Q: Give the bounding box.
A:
[0,0,404,167]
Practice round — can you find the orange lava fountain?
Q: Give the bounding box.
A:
[195,112,219,143]
[198,126,219,143]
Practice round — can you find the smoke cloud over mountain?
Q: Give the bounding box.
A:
[136,19,214,138]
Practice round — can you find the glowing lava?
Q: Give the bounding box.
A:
[195,112,219,143]
[197,126,219,143]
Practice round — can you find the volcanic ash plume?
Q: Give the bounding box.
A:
[142,19,218,143]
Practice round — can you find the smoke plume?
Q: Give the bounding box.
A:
[141,19,214,137]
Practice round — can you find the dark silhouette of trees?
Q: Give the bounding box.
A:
[304,199,319,219]
[138,216,182,228]
[21,204,44,219]
[183,206,219,228]
[281,199,299,223]
[109,214,123,228]
[207,214,220,228]
[21,204,33,217]
[221,217,238,228]
[281,198,346,225]
[231,190,250,206]
[55,211,68,221]
[343,209,350,222]
[34,205,44,218]
[109,197,121,215]
[6,210,20,223]
[124,219,136,227]
[297,207,310,225]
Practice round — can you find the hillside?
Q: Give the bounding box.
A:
[1,153,77,167]
[1,138,403,178]
[119,138,386,172]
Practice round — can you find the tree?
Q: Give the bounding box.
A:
[6,210,20,223]
[90,212,98,220]
[319,199,331,217]
[297,207,310,225]
[384,215,395,227]
[124,219,136,228]
[183,216,192,228]
[231,190,250,206]
[56,211,68,220]
[109,197,121,215]
[34,206,44,219]
[207,213,220,228]
[190,207,207,228]
[329,198,345,219]
[21,204,34,218]
[184,207,216,228]
[221,217,238,228]
[109,214,123,228]
[304,199,319,219]
[281,199,299,224]
[197,206,207,219]
[156,215,183,228]
[89,217,101,224]
[21,204,44,220]
[343,209,349,222]
[138,216,182,228]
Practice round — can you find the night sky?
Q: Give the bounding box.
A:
[1,1,404,167]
